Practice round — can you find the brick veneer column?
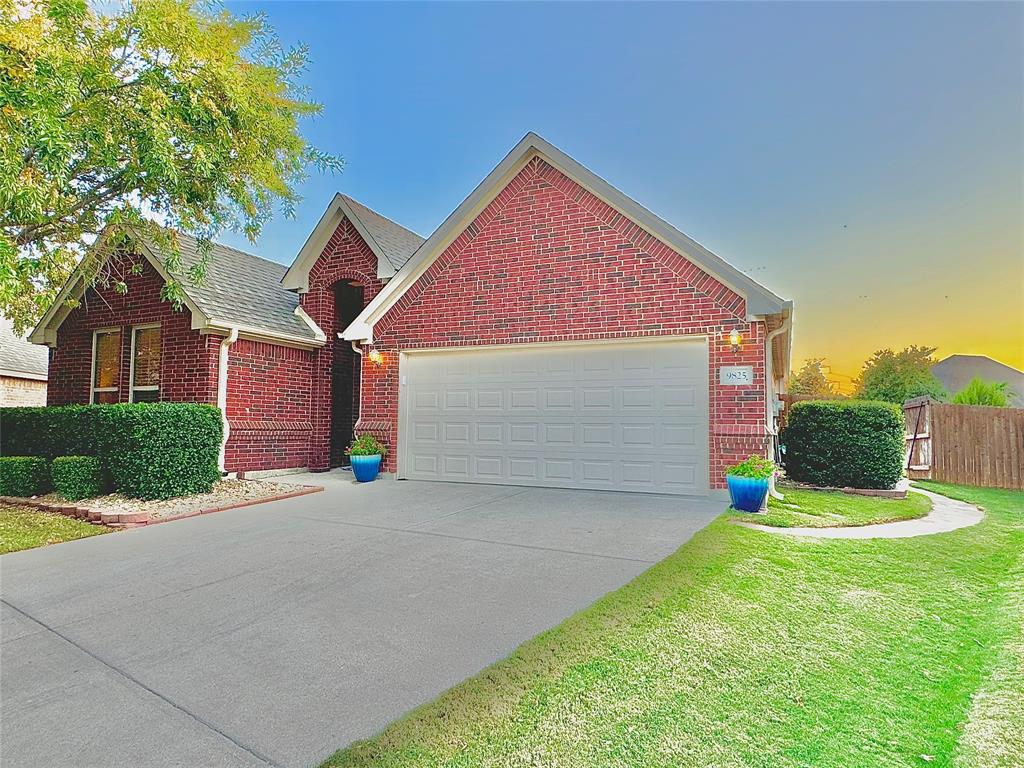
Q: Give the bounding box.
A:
[298,218,385,471]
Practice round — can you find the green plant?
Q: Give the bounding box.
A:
[854,346,947,404]
[51,456,105,501]
[787,358,838,398]
[0,456,50,497]
[95,403,222,500]
[724,455,776,479]
[1,0,341,332]
[346,434,387,457]
[952,377,1013,407]
[0,405,102,458]
[781,399,904,489]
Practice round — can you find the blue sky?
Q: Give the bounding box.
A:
[223,1,1023,380]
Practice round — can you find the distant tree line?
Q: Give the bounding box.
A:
[788,346,1016,406]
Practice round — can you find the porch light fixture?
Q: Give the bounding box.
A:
[367,348,383,367]
[727,329,743,351]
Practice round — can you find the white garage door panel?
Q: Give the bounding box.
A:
[399,339,709,495]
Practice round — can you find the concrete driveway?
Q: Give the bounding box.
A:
[1,474,722,768]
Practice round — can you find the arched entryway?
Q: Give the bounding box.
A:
[331,281,364,466]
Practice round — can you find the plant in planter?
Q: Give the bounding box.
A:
[725,455,776,513]
[346,434,387,482]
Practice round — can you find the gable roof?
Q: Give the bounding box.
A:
[282,193,425,291]
[1,315,48,380]
[933,354,1024,406]
[342,132,791,343]
[30,229,326,348]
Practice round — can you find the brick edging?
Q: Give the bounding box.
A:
[0,485,324,530]
[778,482,908,500]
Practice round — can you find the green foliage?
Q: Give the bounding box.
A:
[2,403,222,500]
[1,503,107,554]
[854,346,947,404]
[0,405,101,458]
[781,400,905,489]
[0,0,342,332]
[729,486,931,529]
[0,456,50,496]
[724,455,776,479]
[952,377,1013,407]
[95,403,222,500]
[787,358,837,398]
[51,456,104,501]
[346,434,386,457]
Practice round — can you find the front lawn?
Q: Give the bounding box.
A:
[0,504,108,554]
[729,485,932,528]
[325,483,1023,768]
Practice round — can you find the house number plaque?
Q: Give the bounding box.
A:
[719,366,754,386]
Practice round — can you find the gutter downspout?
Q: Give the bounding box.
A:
[217,327,239,473]
[764,314,792,502]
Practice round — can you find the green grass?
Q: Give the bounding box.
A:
[727,486,932,528]
[0,504,108,554]
[324,484,1023,768]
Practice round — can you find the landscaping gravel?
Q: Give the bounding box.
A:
[36,479,312,521]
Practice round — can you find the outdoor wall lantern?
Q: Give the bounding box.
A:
[727,328,743,351]
[367,348,384,367]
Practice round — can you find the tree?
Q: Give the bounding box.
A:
[787,358,837,398]
[952,377,1013,407]
[0,0,341,332]
[853,346,947,404]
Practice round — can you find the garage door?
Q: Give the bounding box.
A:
[398,338,709,495]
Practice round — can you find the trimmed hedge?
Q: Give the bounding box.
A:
[781,400,904,489]
[52,456,105,501]
[0,457,50,497]
[95,403,222,500]
[0,405,101,459]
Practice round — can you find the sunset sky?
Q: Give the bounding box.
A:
[222,1,1023,383]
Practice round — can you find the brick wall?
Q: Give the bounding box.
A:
[0,376,47,407]
[224,339,314,471]
[45,255,317,474]
[47,257,220,406]
[362,157,769,488]
[299,218,385,470]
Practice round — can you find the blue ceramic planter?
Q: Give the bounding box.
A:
[727,474,770,513]
[350,454,382,482]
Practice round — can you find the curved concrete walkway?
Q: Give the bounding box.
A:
[736,488,984,539]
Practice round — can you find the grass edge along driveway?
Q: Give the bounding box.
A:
[0,504,108,554]
[325,483,1023,768]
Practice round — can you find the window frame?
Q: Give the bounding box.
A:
[128,323,162,403]
[90,327,122,404]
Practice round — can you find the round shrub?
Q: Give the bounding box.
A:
[51,456,105,501]
[0,456,50,497]
[781,400,904,489]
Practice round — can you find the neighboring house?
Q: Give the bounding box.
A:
[31,133,793,496]
[1,316,48,406]
[933,354,1024,407]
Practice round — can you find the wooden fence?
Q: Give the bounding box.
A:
[904,397,1024,490]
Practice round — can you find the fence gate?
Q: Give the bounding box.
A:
[904,397,1024,490]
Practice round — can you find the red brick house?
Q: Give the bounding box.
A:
[31,133,792,496]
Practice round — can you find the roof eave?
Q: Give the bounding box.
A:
[282,193,398,292]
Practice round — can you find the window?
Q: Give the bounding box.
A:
[91,328,122,404]
[130,325,161,403]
